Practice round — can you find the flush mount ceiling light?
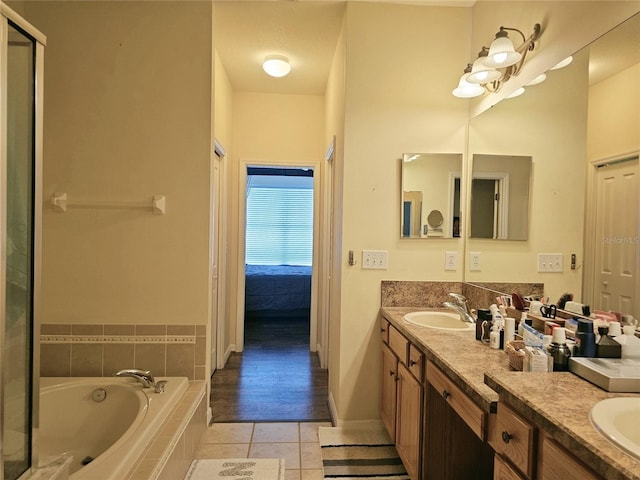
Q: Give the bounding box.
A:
[452,23,541,99]
[263,55,291,78]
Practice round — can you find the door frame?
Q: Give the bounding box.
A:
[236,158,321,353]
[583,150,640,311]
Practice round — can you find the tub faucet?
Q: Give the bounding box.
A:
[444,293,475,323]
[115,369,156,388]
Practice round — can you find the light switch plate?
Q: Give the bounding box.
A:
[445,251,457,271]
[362,250,388,269]
[469,252,481,271]
[537,253,563,272]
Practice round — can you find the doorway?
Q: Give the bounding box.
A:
[209,164,329,422]
[587,155,639,317]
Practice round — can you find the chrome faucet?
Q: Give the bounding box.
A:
[443,293,476,323]
[115,369,161,390]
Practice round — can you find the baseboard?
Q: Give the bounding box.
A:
[222,344,234,367]
[327,391,384,431]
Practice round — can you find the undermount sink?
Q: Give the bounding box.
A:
[403,311,474,331]
[590,397,640,459]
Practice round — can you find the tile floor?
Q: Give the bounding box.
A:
[195,422,332,480]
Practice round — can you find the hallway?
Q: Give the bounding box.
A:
[210,314,331,423]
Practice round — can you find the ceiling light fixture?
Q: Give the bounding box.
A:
[263,55,291,78]
[452,23,541,98]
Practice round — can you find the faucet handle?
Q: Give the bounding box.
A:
[154,380,168,394]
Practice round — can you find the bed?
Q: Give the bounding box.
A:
[244,264,312,315]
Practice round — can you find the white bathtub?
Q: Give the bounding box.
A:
[38,376,189,480]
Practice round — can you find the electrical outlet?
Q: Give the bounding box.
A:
[537,253,563,272]
[469,252,481,271]
[362,250,388,269]
[445,251,457,271]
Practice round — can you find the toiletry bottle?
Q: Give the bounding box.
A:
[615,325,640,359]
[574,318,596,357]
[547,327,571,371]
[608,321,622,337]
[518,312,528,337]
[504,317,515,348]
[490,325,500,350]
[596,325,622,358]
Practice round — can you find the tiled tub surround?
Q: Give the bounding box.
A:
[126,380,207,480]
[40,323,207,380]
[380,306,640,480]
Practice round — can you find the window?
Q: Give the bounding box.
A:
[245,168,313,266]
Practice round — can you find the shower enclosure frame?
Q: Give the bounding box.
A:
[0,4,45,480]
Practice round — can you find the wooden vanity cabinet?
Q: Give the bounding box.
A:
[538,435,603,480]
[380,319,424,480]
[424,360,494,479]
[489,401,604,480]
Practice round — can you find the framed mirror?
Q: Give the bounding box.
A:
[470,154,531,240]
[400,153,462,239]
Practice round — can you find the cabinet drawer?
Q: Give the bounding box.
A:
[538,435,602,480]
[388,325,409,364]
[490,402,536,479]
[380,318,390,344]
[408,344,424,382]
[494,454,526,480]
[426,360,486,440]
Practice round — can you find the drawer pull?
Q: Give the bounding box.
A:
[501,431,513,444]
[409,360,417,366]
[389,370,395,376]
[381,327,386,333]
[442,390,451,400]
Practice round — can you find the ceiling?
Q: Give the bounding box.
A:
[213,0,473,95]
[213,1,639,95]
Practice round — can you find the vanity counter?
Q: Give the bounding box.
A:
[380,306,640,480]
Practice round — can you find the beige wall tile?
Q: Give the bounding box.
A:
[168,325,195,336]
[40,344,71,376]
[166,344,195,378]
[103,343,135,376]
[71,324,103,335]
[104,324,135,335]
[71,344,104,376]
[41,324,71,335]
[135,343,167,376]
[136,325,167,336]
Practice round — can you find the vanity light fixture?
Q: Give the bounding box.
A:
[550,56,573,70]
[263,55,291,78]
[452,23,542,98]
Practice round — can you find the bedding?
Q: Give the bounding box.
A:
[244,264,312,313]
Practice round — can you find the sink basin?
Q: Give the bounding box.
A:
[403,311,474,331]
[590,397,640,459]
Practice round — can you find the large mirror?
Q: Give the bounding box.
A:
[465,12,640,317]
[470,154,531,240]
[400,153,462,239]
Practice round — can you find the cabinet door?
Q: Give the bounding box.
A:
[396,362,423,480]
[494,454,526,480]
[381,344,398,441]
[539,436,603,480]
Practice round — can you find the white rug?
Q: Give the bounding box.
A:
[185,459,285,480]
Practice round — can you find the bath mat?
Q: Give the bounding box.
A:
[185,458,285,480]
[319,426,409,480]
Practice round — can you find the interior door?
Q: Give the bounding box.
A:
[471,179,497,238]
[593,157,639,317]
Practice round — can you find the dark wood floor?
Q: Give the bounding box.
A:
[210,312,331,423]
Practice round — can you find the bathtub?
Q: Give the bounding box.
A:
[38,376,189,480]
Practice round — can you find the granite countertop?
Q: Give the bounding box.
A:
[380,306,640,480]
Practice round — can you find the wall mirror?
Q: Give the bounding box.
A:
[464,11,639,317]
[470,154,531,240]
[400,153,462,239]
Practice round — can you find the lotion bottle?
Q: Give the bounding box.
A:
[547,327,571,371]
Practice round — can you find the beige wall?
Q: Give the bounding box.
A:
[336,3,470,422]
[16,1,213,327]
[227,92,325,350]
[588,62,640,161]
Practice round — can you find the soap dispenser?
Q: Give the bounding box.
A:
[595,325,621,358]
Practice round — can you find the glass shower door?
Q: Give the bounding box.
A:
[3,21,36,480]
